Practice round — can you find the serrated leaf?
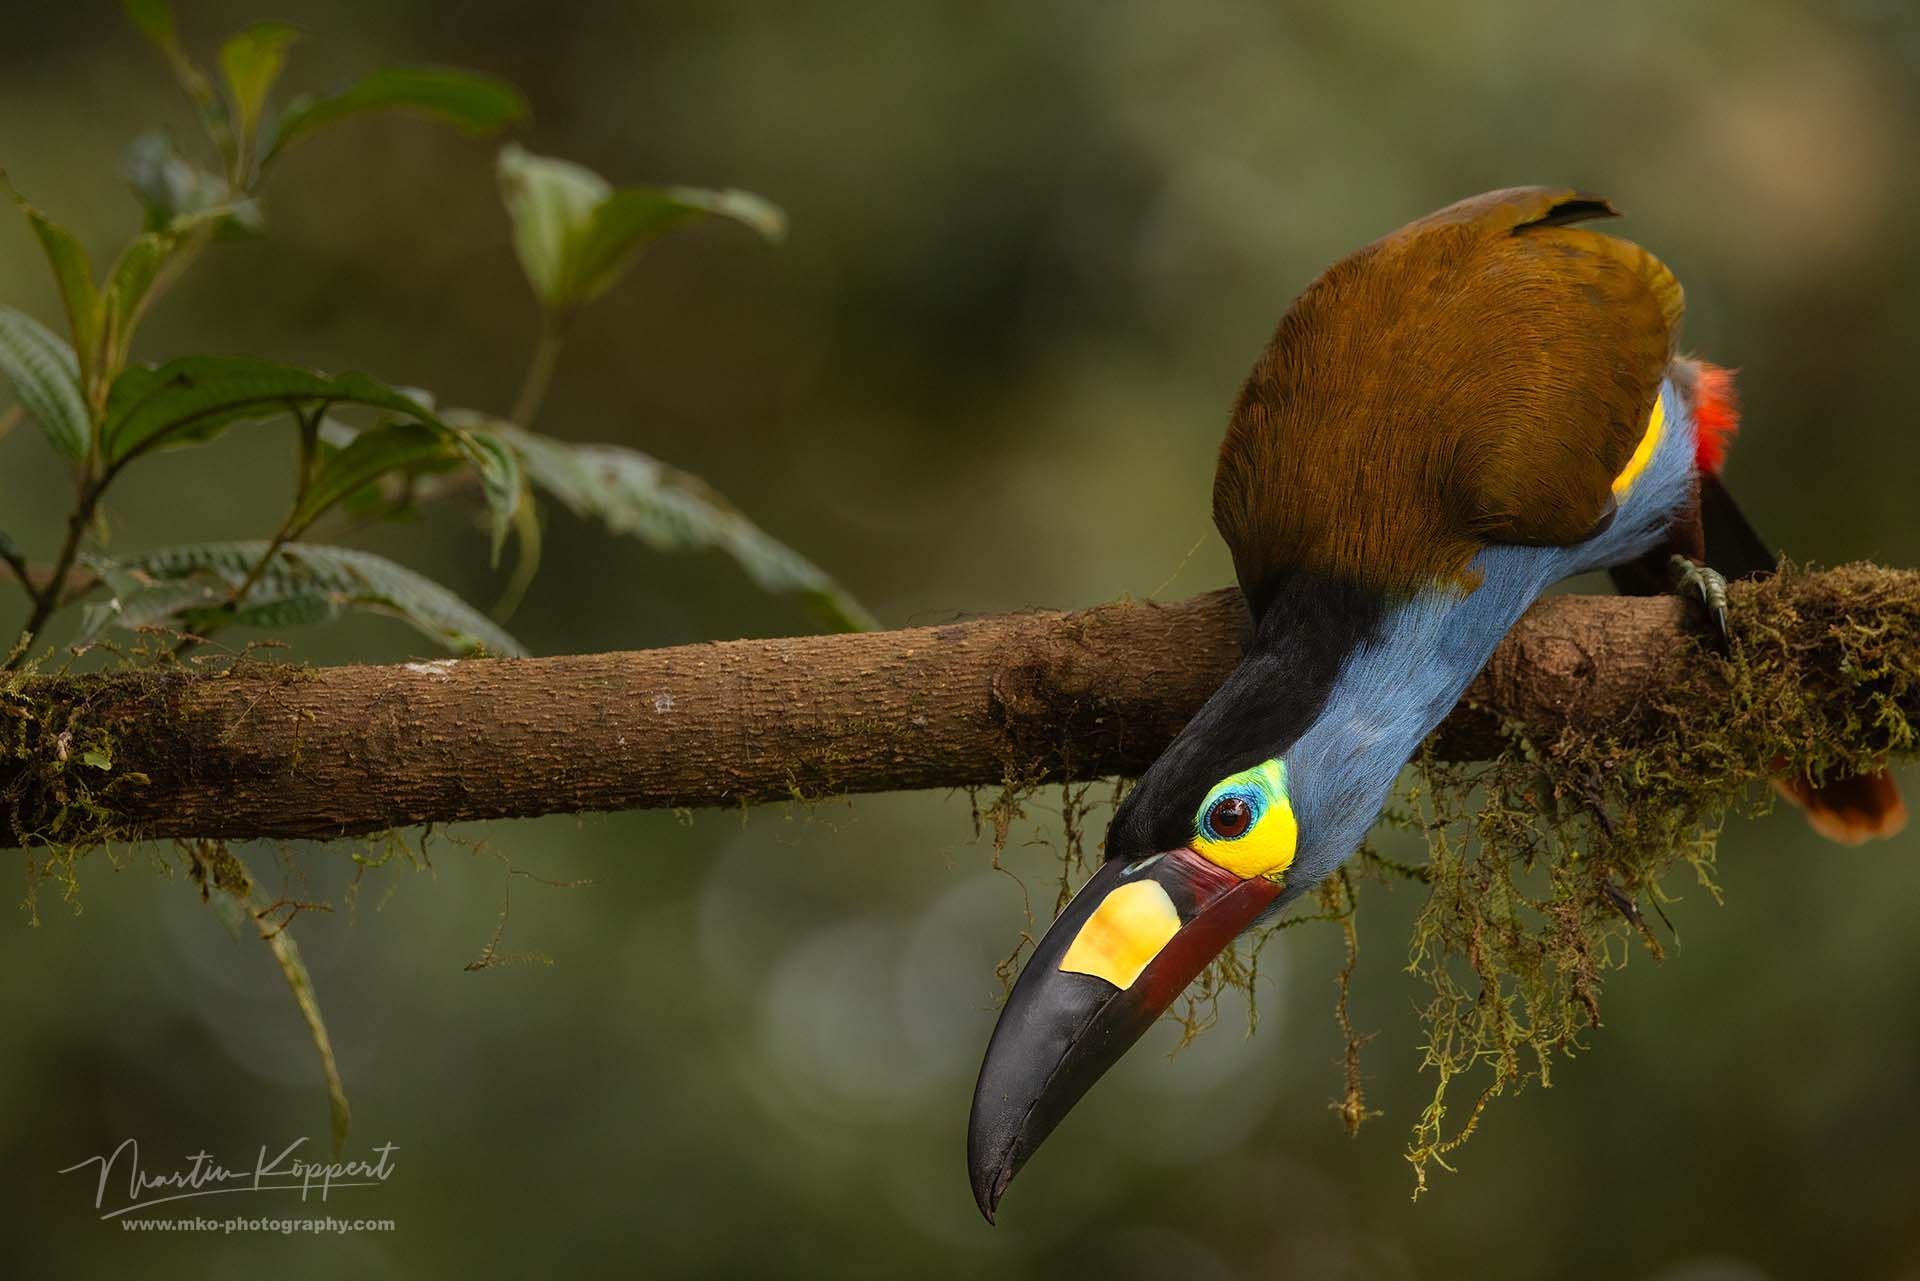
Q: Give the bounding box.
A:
[14,201,102,388]
[218,22,303,160]
[497,144,783,312]
[226,590,338,629]
[469,417,875,631]
[0,306,90,462]
[266,67,527,164]
[76,578,211,645]
[87,541,525,656]
[101,356,446,465]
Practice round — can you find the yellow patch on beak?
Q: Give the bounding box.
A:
[1058,879,1181,990]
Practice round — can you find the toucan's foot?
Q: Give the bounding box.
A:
[1668,554,1729,644]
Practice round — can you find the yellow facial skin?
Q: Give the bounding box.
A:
[1191,759,1298,880]
[1058,880,1181,990]
[1612,392,1666,497]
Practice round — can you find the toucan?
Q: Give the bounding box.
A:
[966,187,1907,1222]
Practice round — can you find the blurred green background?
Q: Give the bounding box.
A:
[5,1,1920,1277]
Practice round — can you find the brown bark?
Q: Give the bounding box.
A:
[4,566,1914,845]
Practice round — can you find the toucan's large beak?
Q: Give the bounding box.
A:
[966,847,1281,1223]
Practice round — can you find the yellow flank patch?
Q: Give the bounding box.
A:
[1058,880,1181,990]
[1612,393,1666,497]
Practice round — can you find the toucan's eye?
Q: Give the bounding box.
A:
[1207,795,1253,840]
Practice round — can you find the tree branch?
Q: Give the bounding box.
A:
[4,564,1914,846]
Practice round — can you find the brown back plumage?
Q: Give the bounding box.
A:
[1214,187,1683,609]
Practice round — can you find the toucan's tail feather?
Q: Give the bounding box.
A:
[1773,769,1909,845]
[1697,471,1773,583]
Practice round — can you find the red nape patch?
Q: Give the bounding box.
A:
[1693,362,1740,473]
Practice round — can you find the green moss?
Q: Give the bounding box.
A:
[3,652,157,919]
[2,639,334,910]
[1393,563,1917,1193]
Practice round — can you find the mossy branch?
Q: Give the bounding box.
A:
[3,563,1916,848]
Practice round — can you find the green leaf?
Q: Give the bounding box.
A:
[497,145,608,308]
[311,416,458,520]
[122,130,262,235]
[121,0,178,50]
[459,427,522,564]
[290,415,516,563]
[0,306,90,462]
[76,577,213,645]
[101,356,445,465]
[497,144,784,311]
[266,67,528,164]
[80,746,113,770]
[492,479,543,621]
[84,542,526,656]
[120,0,235,168]
[14,200,103,387]
[292,420,464,532]
[217,22,303,159]
[470,417,875,631]
[571,186,784,306]
[98,230,203,372]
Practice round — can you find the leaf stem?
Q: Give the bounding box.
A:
[510,313,568,428]
[7,477,99,668]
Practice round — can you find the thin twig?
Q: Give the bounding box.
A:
[173,404,329,656]
[7,478,99,669]
[0,535,34,609]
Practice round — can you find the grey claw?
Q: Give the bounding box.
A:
[1667,555,1731,645]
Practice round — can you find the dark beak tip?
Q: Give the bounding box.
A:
[970,1162,1013,1225]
